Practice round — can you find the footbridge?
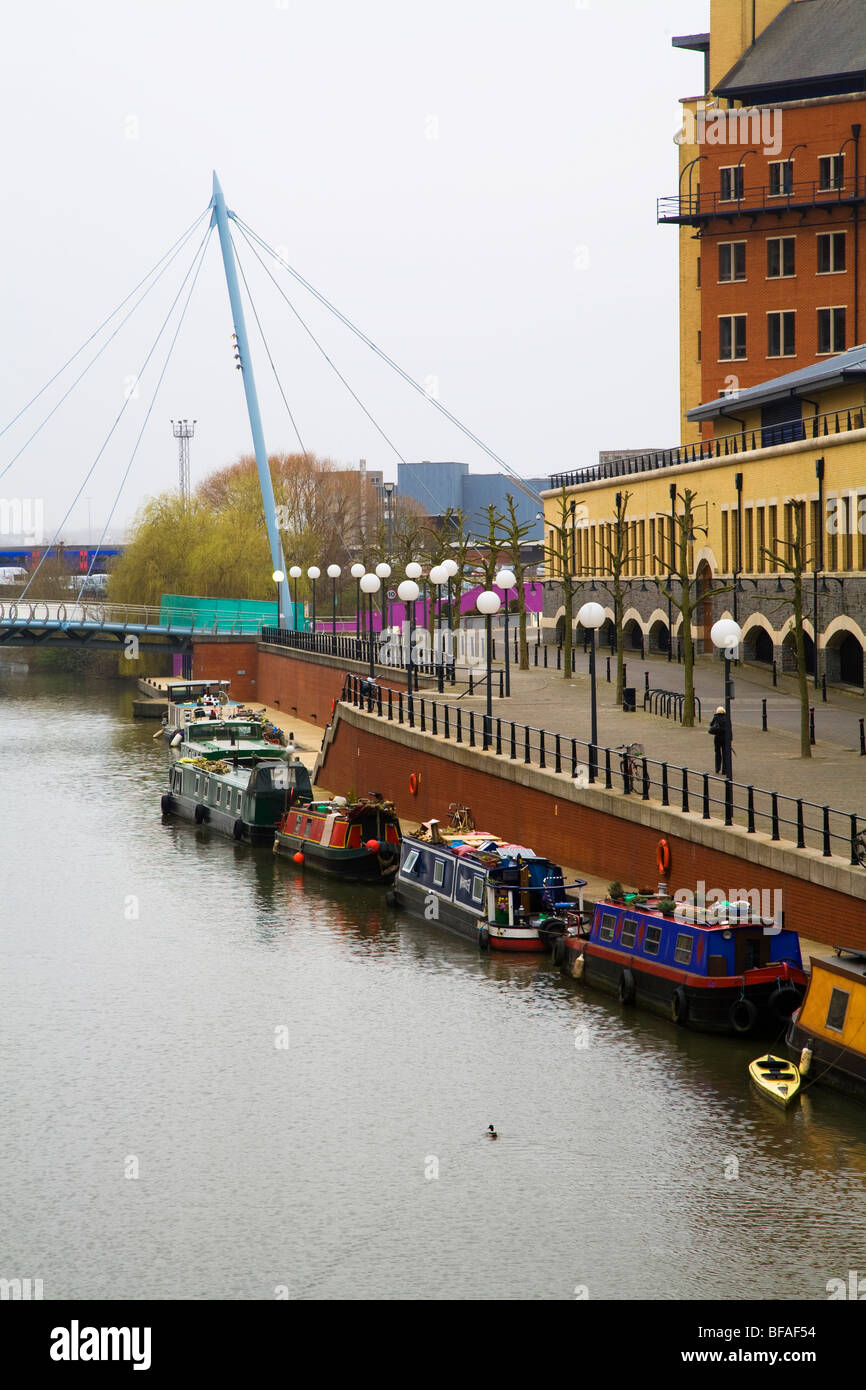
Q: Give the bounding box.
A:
[0,601,263,649]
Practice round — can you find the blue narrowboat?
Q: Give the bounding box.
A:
[560,895,808,1035]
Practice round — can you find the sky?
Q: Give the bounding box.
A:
[0,0,706,541]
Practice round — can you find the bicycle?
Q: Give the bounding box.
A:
[614,741,645,787]
[448,802,475,834]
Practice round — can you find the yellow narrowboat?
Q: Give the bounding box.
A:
[787,952,866,1106]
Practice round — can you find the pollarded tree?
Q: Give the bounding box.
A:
[595,490,638,705]
[495,493,536,670]
[761,498,813,759]
[542,486,587,680]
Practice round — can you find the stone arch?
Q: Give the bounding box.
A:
[741,614,775,665]
[823,616,865,688]
[622,615,645,652]
[695,558,713,652]
[782,626,816,677]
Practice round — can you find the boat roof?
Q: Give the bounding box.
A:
[810,952,866,982]
[598,898,785,931]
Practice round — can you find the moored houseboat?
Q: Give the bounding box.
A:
[388,823,585,952]
[160,755,312,844]
[175,718,288,763]
[786,951,866,1105]
[274,794,402,881]
[560,895,807,1035]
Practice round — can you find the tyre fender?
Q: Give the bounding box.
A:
[194,803,207,825]
[729,998,759,1035]
[619,968,636,1005]
[161,794,173,815]
[671,985,688,1026]
[233,818,244,841]
[479,925,490,952]
[767,984,800,1023]
[552,936,566,967]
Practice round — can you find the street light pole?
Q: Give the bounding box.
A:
[711,618,742,822]
[578,602,605,782]
[307,567,320,636]
[496,567,516,698]
[327,564,341,653]
[476,589,501,750]
[350,562,365,652]
[289,565,302,633]
[360,573,381,680]
[272,569,285,629]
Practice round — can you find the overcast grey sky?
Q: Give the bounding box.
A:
[0,0,705,540]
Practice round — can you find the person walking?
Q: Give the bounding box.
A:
[708,705,731,775]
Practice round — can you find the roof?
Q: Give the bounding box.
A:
[716,0,866,101]
[687,342,866,422]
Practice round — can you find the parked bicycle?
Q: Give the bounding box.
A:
[615,741,645,788]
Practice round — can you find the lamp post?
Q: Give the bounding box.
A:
[360,572,381,679]
[404,562,422,690]
[307,566,320,636]
[288,565,302,632]
[398,578,420,694]
[441,557,458,684]
[578,601,605,781]
[429,563,448,692]
[272,569,285,629]
[350,562,365,648]
[376,561,392,639]
[710,618,742,795]
[475,589,501,750]
[327,564,341,651]
[495,567,516,697]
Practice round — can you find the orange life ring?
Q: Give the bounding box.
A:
[656,838,671,876]
[330,698,336,716]
[408,773,420,796]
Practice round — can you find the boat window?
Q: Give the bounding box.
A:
[644,925,663,957]
[433,859,445,888]
[216,786,222,805]
[472,875,484,905]
[236,792,242,814]
[620,917,638,948]
[825,987,850,1033]
[403,849,420,875]
[194,775,200,795]
[674,933,693,965]
[599,911,617,942]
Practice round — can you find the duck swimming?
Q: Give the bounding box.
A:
[487,1125,498,1139]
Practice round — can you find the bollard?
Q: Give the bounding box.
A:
[534,645,538,667]
[822,673,827,703]
[543,645,548,668]
[772,659,777,687]
[644,670,650,697]
[468,669,474,695]
[557,646,561,671]
[809,706,816,745]
[606,656,611,683]
[762,698,767,731]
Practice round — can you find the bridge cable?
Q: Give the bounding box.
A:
[20,223,212,600]
[233,215,543,506]
[0,207,211,488]
[73,225,214,603]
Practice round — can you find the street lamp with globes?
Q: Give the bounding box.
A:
[578,601,605,781]
[288,565,302,632]
[272,569,284,629]
[710,618,741,788]
[307,566,320,635]
[397,578,420,693]
[360,572,381,680]
[495,567,516,698]
[327,564,341,648]
[376,561,392,637]
[350,562,365,647]
[429,563,448,692]
[441,557,458,684]
[476,588,501,749]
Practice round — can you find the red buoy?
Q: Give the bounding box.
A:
[293,851,304,865]
[365,839,380,854]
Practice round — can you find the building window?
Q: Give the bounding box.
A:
[719,315,746,360]
[767,311,796,358]
[818,154,845,191]
[817,231,846,274]
[721,511,729,572]
[825,987,849,1032]
[767,236,795,278]
[720,166,744,201]
[745,507,754,571]
[649,518,656,575]
[768,160,793,196]
[817,307,846,354]
[756,508,766,572]
[718,242,746,282]
[768,504,778,561]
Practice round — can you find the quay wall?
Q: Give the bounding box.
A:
[317,702,866,950]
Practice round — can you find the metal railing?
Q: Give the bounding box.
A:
[261,625,456,681]
[339,673,865,866]
[549,405,866,491]
[657,174,866,224]
[644,688,701,723]
[0,600,264,633]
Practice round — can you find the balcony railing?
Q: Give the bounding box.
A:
[549,405,866,491]
[658,174,866,224]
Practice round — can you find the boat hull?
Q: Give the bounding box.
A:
[274,832,398,881]
[787,1018,866,1105]
[161,791,275,845]
[562,938,805,1035]
[390,879,547,951]
[748,1055,801,1108]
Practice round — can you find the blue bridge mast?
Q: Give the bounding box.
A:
[211,172,291,628]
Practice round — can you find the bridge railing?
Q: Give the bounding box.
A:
[0,601,265,633]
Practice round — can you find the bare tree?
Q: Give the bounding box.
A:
[495,493,536,670]
[761,498,813,759]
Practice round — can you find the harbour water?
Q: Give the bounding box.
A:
[2,663,865,1301]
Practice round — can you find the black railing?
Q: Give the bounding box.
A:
[339,673,865,866]
[657,174,866,225]
[261,625,455,680]
[549,406,866,491]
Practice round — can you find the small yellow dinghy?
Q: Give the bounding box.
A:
[748,1054,801,1108]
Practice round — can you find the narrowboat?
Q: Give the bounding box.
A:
[560,895,807,1035]
[388,823,585,952]
[786,951,866,1105]
[175,718,288,763]
[160,755,312,844]
[274,794,402,881]
[159,680,237,739]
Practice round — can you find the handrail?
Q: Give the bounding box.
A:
[337,672,864,866]
[549,405,866,491]
[658,173,866,223]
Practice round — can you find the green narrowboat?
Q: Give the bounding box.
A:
[161,755,313,844]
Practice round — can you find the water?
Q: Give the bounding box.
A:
[2,664,865,1301]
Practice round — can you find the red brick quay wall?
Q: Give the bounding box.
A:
[317,702,866,951]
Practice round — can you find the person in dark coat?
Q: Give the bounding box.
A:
[708,705,731,775]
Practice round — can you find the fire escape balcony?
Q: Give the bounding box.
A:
[657,174,866,225]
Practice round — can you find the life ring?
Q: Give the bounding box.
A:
[330,698,336,716]
[656,838,671,876]
[729,998,759,1035]
[671,985,688,1026]
[408,773,420,796]
[619,969,636,1005]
